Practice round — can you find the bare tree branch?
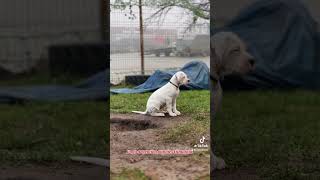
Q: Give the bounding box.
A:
[111,0,209,30]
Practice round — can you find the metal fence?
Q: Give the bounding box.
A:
[110,5,210,84]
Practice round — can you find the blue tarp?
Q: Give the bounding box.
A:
[111,61,209,94]
[215,0,320,90]
[0,70,108,103]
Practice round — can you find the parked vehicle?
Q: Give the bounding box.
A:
[144,47,175,57]
[144,38,176,57]
[175,34,210,57]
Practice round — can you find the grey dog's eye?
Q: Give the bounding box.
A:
[231,48,240,53]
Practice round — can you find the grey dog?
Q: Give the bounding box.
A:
[210,32,255,170]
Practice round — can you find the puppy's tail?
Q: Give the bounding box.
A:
[132,110,147,115]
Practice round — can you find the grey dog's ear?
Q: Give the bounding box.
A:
[211,37,223,79]
[211,37,223,67]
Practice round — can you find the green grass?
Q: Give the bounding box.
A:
[111,169,149,180]
[110,90,210,179]
[0,102,108,164]
[0,83,108,165]
[111,90,210,144]
[0,74,108,164]
[163,113,210,144]
[215,90,320,179]
[110,90,209,114]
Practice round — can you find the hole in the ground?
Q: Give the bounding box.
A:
[111,120,158,131]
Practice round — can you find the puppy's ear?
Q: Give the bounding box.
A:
[177,72,184,80]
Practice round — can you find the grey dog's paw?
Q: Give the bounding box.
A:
[211,154,226,171]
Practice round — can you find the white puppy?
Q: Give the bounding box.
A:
[132,71,190,117]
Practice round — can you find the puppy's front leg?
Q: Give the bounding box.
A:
[166,99,177,117]
[172,98,181,115]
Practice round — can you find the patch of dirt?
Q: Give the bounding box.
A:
[0,163,108,180]
[110,113,210,180]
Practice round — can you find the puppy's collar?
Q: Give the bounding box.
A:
[169,81,179,88]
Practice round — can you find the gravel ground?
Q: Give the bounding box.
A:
[110,52,209,84]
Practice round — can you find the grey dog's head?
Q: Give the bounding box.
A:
[211,32,255,79]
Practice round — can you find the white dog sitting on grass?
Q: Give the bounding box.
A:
[132,71,190,117]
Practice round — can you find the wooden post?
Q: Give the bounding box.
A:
[139,0,145,75]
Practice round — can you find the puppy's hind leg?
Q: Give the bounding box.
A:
[148,107,165,117]
[159,106,168,114]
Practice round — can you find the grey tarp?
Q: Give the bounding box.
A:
[215,0,320,90]
[0,70,108,103]
[111,61,209,94]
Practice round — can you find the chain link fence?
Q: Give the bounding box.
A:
[110,5,210,84]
